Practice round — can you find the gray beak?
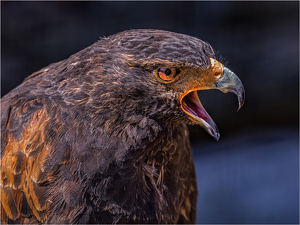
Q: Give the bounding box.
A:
[215,67,245,111]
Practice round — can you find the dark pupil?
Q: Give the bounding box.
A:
[164,68,172,76]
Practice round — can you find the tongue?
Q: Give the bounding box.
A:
[182,91,220,140]
[183,91,210,121]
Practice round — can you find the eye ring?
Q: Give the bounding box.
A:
[157,67,178,81]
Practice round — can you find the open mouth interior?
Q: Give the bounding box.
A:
[181,91,210,122]
[181,90,220,140]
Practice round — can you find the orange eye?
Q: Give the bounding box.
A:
[157,67,177,81]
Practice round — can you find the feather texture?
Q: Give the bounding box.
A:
[0,29,219,224]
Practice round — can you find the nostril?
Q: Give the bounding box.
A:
[209,57,224,81]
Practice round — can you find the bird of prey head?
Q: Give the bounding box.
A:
[1,29,245,224]
[89,29,245,140]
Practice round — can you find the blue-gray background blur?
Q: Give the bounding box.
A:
[1,1,299,224]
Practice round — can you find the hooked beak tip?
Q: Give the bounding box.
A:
[237,88,245,112]
[216,67,245,112]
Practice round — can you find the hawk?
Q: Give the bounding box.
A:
[1,29,244,224]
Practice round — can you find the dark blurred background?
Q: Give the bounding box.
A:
[1,1,299,224]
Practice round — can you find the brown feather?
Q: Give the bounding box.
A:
[0,29,231,224]
[1,107,51,223]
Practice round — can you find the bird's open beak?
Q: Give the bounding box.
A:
[180,58,245,141]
